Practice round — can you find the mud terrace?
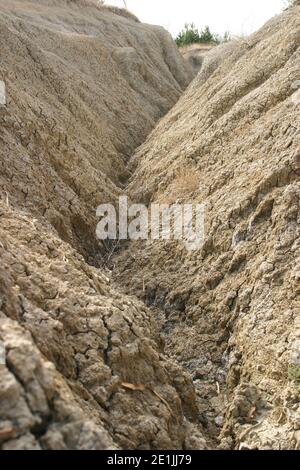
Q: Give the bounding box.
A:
[0,0,300,451]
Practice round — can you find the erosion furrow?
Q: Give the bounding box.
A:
[112,4,300,450]
[0,0,300,452]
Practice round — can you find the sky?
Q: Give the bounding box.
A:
[106,0,286,37]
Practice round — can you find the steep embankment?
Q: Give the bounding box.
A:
[0,0,192,263]
[113,6,300,449]
[0,0,205,451]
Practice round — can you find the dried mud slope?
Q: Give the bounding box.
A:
[0,0,192,263]
[0,203,206,450]
[0,1,205,451]
[113,6,300,449]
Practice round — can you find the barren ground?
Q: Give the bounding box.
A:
[0,0,300,451]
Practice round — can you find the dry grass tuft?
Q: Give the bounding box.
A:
[157,167,199,204]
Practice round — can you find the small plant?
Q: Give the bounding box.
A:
[222,31,232,43]
[173,168,199,196]
[157,167,199,204]
[288,364,300,385]
[283,0,297,8]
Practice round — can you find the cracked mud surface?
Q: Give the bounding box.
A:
[0,204,207,449]
[113,6,300,449]
[0,0,205,450]
[1,0,300,451]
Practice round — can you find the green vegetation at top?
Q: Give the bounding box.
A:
[175,23,231,47]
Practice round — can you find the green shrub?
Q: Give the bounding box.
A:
[175,23,200,47]
[175,24,231,47]
[200,25,215,43]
